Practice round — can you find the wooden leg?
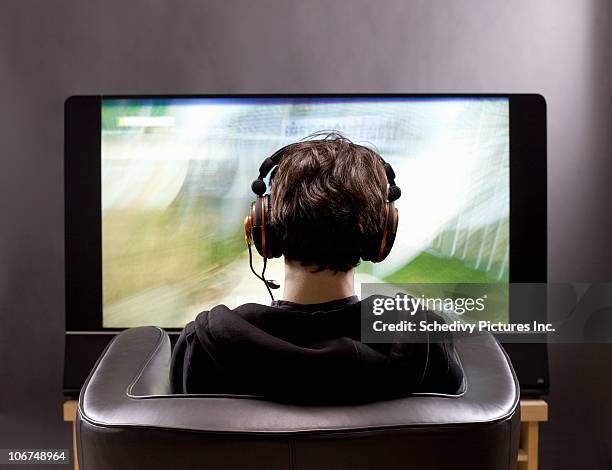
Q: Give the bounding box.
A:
[72,420,79,470]
[518,420,539,470]
[518,400,547,470]
[526,421,539,470]
[63,401,79,470]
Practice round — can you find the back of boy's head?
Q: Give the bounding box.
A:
[270,133,388,272]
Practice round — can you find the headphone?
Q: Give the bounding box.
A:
[243,143,401,298]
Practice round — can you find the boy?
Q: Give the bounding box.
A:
[171,134,462,403]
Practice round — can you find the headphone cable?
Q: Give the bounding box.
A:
[261,257,275,302]
[247,242,276,302]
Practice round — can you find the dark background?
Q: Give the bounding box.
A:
[0,1,611,468]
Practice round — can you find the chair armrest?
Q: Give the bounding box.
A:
[79,326,171,414]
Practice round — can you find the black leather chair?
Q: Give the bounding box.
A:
[77,326,520,470]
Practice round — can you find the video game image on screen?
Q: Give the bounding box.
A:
[101,97,509,328]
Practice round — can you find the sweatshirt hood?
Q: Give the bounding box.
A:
[193,297,434,404]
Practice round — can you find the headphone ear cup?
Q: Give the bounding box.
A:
[244,202,254,245]
[370,202,399,263]
[249,195,283,259]
[250,196,266,258]
[382,204,399,261]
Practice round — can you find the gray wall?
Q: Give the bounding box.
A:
[1,1,610,468]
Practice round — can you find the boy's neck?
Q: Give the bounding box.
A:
[281,261,355,305]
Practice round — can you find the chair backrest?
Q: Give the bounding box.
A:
[77,326,520,470]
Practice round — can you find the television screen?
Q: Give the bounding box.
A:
[100,97,510,328]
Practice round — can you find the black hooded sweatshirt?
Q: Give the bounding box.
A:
[170,296,463,404]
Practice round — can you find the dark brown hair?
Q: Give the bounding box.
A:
[270,133,388,272]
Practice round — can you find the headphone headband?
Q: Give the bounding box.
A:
[251,144,401,201]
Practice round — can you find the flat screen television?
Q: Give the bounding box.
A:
[64,94,548,396]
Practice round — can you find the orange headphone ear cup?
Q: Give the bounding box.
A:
[247,195,282,259]
[372,202,399,263]
[249,196,266,258]
[244,202,254,245]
